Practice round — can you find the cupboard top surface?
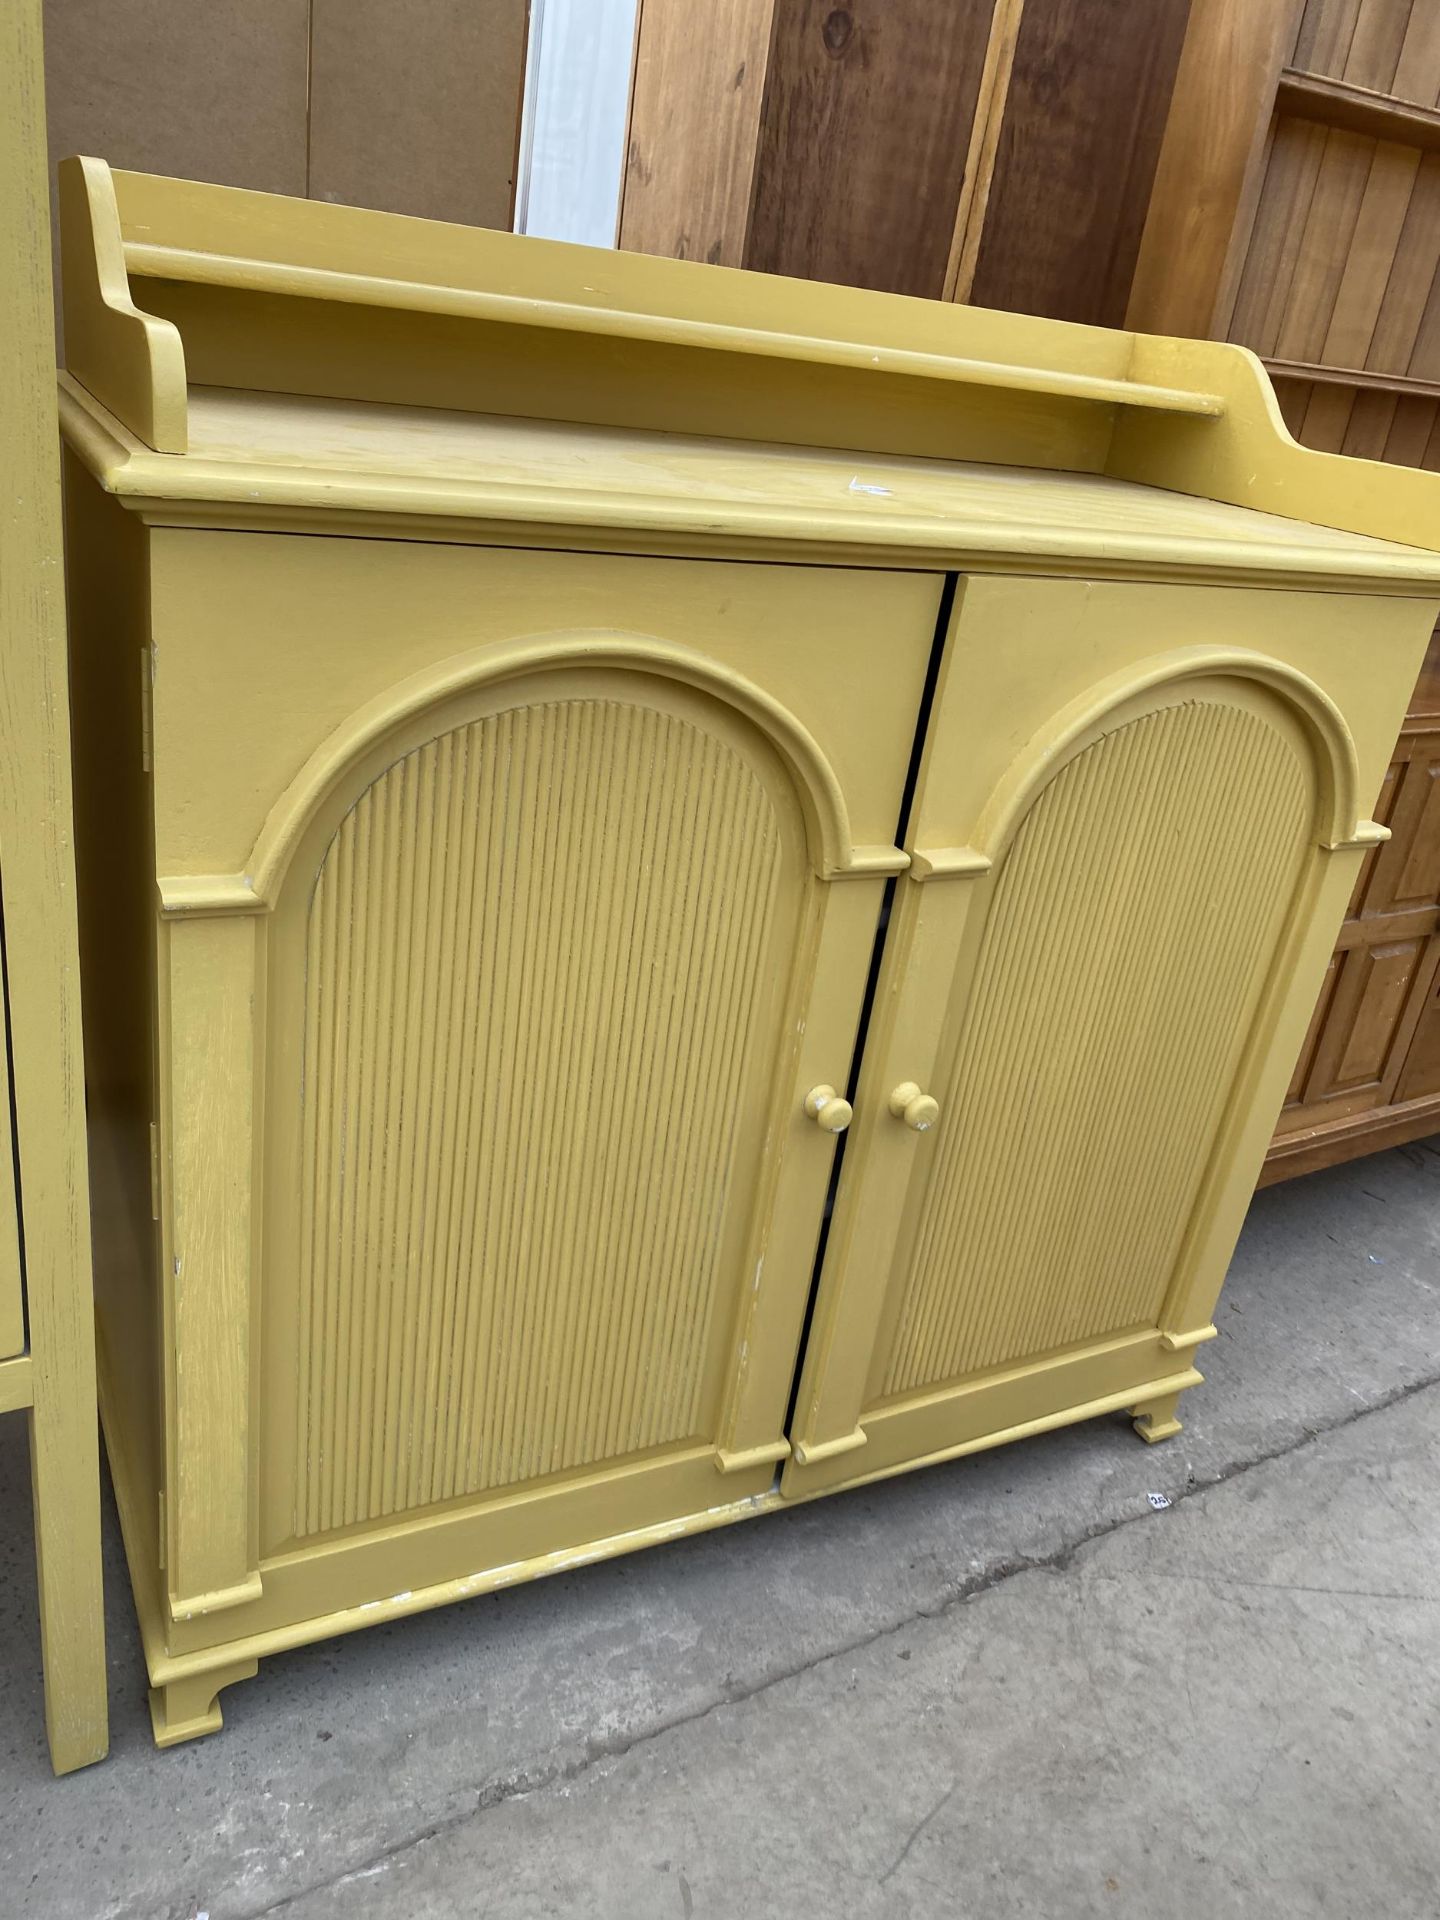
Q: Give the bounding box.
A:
[59,375,1440,591]
[55,157,1440,578]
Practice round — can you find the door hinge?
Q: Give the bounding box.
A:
[157,1490,166,1571]
[149,1121,160,1220]
[140,646,153,773]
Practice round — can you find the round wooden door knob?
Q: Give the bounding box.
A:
[804,1084,853,1133]
[889,1081,940,1131]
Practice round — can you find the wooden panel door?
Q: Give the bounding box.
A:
[1266,711,1440,1175]
[1394,950,1440,1099]
[176,545,943,1635]
[264,666,829,1544]
[1129,1,1440,1176]
[784,575,1383,1496]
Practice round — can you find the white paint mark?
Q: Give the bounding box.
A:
[848,477,894,497]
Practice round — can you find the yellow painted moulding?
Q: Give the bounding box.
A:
[52,370,1440,593]
[62,154,1218,453]
[104,1347,1208,1734]
[56,153,1440,573]
[56,155,1440,589]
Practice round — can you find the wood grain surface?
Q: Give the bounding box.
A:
[1129,2,1309,337]
[967,0,1192,325]
[746,0,995,295]
[1218,2,1440,1178]
[620,0,774,266]
[1295,0,1440,102]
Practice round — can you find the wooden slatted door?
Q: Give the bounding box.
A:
[1186,0,1440,1175]
[785,576,1350,1496]
[621,0,1193,330]
[1223,0,1440,456]
[250,555,938,1612]
[1267,635,1440,1176]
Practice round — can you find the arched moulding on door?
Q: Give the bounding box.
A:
[783,623,1401,1494]
[885,647,1381,1399]
[248,606,895,1549]
[907,645,1385,889]
[156,631,905,920]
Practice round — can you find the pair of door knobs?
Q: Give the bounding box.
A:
[803,1082,939,1135]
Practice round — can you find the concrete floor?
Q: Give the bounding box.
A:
[2,1141,1438,1920]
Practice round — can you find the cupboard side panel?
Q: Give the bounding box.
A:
[62,457,163,1515]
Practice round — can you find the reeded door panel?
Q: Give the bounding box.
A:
[249,551,940,1592]
[785,575,1356,1497]
[272,674,816,1546]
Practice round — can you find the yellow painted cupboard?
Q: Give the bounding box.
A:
[58,157,1440,1745]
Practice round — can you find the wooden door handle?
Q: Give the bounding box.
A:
[889,1082,940,1131]
[804,1085,853,1133]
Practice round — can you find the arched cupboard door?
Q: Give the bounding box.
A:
[785,575,1371,1496]
[254,626,917,1572]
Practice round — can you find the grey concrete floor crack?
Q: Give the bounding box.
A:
[220,1361,1440,1920]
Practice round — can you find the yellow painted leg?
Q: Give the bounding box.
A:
[28,1394,109,1775]
[149,1657,259,1749]
[1131,1389,1185,1445]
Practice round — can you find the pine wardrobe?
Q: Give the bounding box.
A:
[58,157,1440,1745]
